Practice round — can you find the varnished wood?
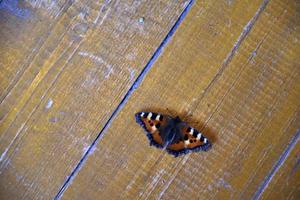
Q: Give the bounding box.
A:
[0,0,299,199]
[63,0,300,199]
[260,133,300,200]
[0,0,189,199]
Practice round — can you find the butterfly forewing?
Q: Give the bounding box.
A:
[135,112,171,147]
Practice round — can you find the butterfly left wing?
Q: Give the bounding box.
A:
[135,112,171,148]
[167,123,212,157]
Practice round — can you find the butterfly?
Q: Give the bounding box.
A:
[135,112,212,157]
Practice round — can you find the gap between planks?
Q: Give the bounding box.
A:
[55,0,272,198]
[252,129,300,200]
[54,0,196,199]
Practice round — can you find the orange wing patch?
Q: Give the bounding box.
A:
[167,141,185,151]
[182,126,207,148]
[185,137,205,148]
[151,131,163,145]
[139,112,166,134]
[135,112,167,147]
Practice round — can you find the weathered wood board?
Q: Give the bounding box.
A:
[0,0,190,199]
[0,0,299,199]
[260,131,300,200]
[62,0,300,199]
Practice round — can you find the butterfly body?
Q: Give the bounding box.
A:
[135,112,212,157]
[158,116,181,147]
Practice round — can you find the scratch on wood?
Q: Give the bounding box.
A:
[81,144,90,155]
[78,51,113,79]
[94,1,111,26]
[157,156,189,200]
[200,0,270,99]
[290,156,300,175]
[217,178,232,190]
[0,123,25,166]
[104,67,114,79]
[147,169,166,196]
[142,169,166,199]
[207,173,235,199]
[240,145,273,197]
[27,0,61,18]
[128,68,136,81]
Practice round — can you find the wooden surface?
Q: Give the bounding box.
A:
[0,0,190,199]
[260,131,300,200]
[0,0,299,199]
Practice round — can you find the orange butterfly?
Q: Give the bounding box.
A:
[135,112,212,157]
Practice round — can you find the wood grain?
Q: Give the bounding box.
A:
[1,0,299,199]
[0,0,189,199]
[260,131,300,200]
[61,0,300,199]
[0,0,72,119]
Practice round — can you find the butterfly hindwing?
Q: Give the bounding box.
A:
[135,112,171,148]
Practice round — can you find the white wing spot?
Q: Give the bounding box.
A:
[150,123,157,133]
[197,134,202,140]
[184,140,190,147]
[189,128,194,135]
[155,115,160,121]
[147,112,152,120]
[140,112,145,117]
[204,138,207,143]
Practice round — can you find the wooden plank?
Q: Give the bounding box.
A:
[60,0,300,199]
[0,0,71,119]
[260,131,300,200]
[0,0,189,199]
[211,1,300,198]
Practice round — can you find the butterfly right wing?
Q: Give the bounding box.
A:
[167,123,212,157]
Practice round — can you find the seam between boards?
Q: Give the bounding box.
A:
[252,129,300,200]
[54,1,195,199]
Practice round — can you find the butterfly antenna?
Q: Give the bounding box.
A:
[166,108,176,117]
